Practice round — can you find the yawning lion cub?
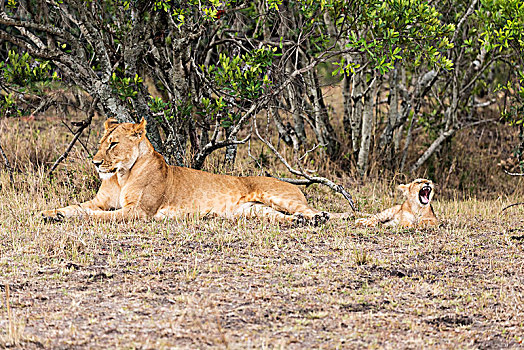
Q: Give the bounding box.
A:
[355,179,438,228]
[41,118,351,224]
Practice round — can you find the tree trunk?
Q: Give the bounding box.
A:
[357,75,377,176]
[285,79,306,145]
[306,70,340,160]
[224,127,238,166]
[378,66,399,151]
[349,72,363,154]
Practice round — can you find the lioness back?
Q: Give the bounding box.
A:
[41,118,341,225]
[158,167,314,220]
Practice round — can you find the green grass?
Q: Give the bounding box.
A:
[1,167,523,349]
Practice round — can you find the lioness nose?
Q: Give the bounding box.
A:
[92,160,103,167]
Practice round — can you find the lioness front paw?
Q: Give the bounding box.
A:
[40,210,65,223]
[292,213,306,227]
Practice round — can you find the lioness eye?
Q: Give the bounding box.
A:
[108,142,118,149]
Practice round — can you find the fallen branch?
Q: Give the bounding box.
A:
[277,177,356,211]
[504,170,524,176]
[499,173,524,212]
[253,116,356,211]
[48,97,98,175]
[501,202,524,212]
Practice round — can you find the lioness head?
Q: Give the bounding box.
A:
[398,178,434,207]
[92,118,147,180]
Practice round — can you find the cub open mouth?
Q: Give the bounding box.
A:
[419,185,432,205]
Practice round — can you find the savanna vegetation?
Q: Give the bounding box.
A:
[0,0,523,348]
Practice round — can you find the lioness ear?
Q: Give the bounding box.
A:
[132,118,147,138]
[104,118,119,131]
[398,184,409,195]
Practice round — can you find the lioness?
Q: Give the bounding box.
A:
[41,118,351,224]
[355,179,438,228]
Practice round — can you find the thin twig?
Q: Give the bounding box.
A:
[48,97,98,175]
[298,143,325,162]
[0,141,14,182]
[246,132,264,172]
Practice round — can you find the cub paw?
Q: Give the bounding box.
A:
[355,218,375,227]
[40,210,65,223]
[312,211,330,226]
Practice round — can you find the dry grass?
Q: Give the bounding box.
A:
[0,118,523,349]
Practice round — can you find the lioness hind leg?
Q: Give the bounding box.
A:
[240,178,330,225]
[261,193,328,220]
[235,202,328,226]
[234,202,292,223]
[251,192,330,226]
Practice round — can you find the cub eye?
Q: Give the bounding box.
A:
[108,141,119,150]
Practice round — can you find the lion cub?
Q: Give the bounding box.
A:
[355,179,438,228]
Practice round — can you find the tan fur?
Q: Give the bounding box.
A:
[355,179,438,228]
[40,119,340,224]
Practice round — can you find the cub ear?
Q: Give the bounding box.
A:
[104,118,119,131]
[397,183,409,195]
[132,118,147,138]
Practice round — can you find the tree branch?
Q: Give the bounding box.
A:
[192,134,251,169]
[450,0,479,45]
[0,11,76,43]
[410,118,497,172]
[409,128,456,173]
[48,98,98,175]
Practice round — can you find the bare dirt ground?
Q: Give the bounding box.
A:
[1,169,523,349]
